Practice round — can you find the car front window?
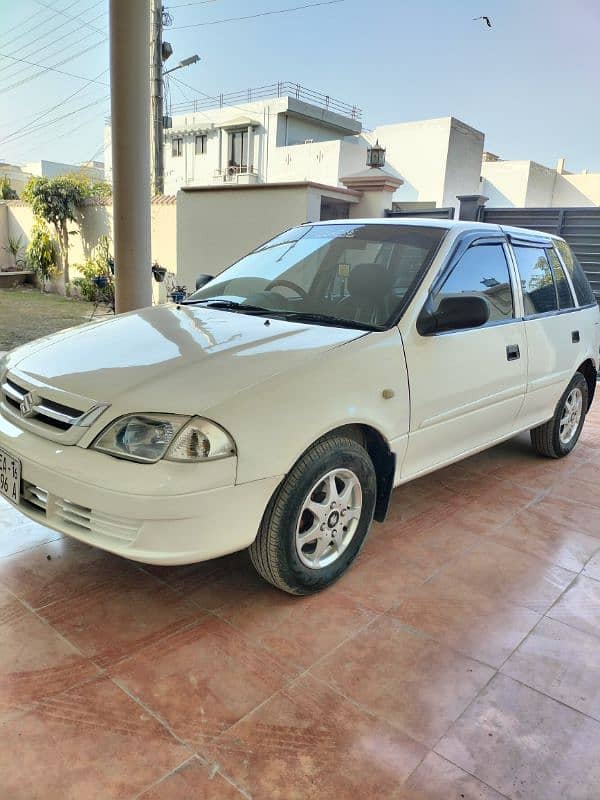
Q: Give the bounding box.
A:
[186,223,447,330]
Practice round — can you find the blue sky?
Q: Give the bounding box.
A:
[1,0,599,172]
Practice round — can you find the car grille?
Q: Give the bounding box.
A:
[21,480,139,545]
[2,376,85,431]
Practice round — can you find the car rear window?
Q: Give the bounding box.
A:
[513,246,558,315]
[554,239,596,306]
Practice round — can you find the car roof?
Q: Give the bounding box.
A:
[305,217,562,242]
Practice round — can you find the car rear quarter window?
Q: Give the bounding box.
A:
[513,246,558,315]
[547,248,575,309]
[554,239,596,306]
[434,243,514,322]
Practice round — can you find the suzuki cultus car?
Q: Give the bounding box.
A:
[1,219,598,594]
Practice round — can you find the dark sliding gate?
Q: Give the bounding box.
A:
[479,207,600,301]
[385,207,455,220]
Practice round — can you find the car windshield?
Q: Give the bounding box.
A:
[185,223,447,330]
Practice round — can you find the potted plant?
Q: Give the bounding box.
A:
[169,285,187,303]
[152,262,167,282]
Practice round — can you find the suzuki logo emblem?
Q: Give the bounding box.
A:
[19,392,36,418]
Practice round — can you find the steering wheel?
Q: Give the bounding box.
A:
[264,279,308,300]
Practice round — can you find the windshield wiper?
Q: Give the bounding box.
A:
[280,311,379,331]
[182,299,274,315]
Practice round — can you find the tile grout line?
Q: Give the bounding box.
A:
[129,755,197,800]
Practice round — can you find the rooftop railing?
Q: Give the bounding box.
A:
[168,81,362,120]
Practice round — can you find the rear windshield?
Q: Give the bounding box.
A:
[554,239,596,306]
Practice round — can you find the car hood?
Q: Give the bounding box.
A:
[7,304,364,414]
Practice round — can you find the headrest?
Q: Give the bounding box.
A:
[347,263,394,301]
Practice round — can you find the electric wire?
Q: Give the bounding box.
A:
[31,0,106,35]
[0,42,109,96]
[171,0,345,29]
[0,21,107,82]
[0,68,109,145]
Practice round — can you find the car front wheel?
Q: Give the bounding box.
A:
[249,434,377,594]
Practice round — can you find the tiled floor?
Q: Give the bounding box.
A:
[2,413,600,799]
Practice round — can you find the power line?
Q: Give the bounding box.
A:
[31,0,106,35]
[2,96,111,147]
[0,68,110,145]
[171,0,345,29]
[0,2,106,78]
[0,41,109,96]
[0,0,85,50]
[3,106,110,160]
[167,0,220,7]
[0,22,106,81]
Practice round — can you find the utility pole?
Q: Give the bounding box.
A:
[151,0,164,195]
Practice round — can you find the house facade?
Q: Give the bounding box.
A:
[104,82,486,213]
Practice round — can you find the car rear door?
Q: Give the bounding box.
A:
[509,235,594,429]
[399,232,527,479]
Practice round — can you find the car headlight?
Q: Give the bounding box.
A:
[91,413,236,463]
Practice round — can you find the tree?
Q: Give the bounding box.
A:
[22,173,111,284]
[0,176,18,200]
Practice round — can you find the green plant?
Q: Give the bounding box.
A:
[0,176,18,200]
[22,173,111,283]
[26,220,57,287]
[73,235,114,302]
[2,233,25,269]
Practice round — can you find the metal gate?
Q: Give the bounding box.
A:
[479,207,600,300]
[385,207,455,220]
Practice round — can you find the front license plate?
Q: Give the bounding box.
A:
[0,447,20,505]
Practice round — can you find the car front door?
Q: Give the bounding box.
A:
[399,233,527,479]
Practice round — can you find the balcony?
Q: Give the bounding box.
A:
[211,166,261,185]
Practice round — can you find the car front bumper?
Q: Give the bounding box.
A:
[0,412,281,565]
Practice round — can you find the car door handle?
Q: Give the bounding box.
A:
[506,344,520,361]
[572,330,580,343]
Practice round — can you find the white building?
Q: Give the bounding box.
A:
[481,152,600,208]
[23,159,105,181]
[104,81,485,212]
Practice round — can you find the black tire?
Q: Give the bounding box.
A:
[249,435,377,595]
[530,372,588,458]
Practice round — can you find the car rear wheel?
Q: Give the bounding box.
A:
[249,434,377,594]
[530,372,588,458]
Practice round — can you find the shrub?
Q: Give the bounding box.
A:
[26,221,57,286]
[0,176,18,200]
[73,235,114,303]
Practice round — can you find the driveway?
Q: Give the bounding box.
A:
[1,413,600,798]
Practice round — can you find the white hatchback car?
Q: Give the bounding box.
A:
[1,219,598,594]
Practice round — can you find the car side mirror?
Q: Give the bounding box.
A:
[195,273,214,290]
[417,295,490,335]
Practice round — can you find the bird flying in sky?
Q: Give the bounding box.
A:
[473,15,492,27]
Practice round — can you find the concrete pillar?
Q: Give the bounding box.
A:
[247,125,253,173]
[109,0,152,313]
[340,167,403,219]
[456,194,488,222]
